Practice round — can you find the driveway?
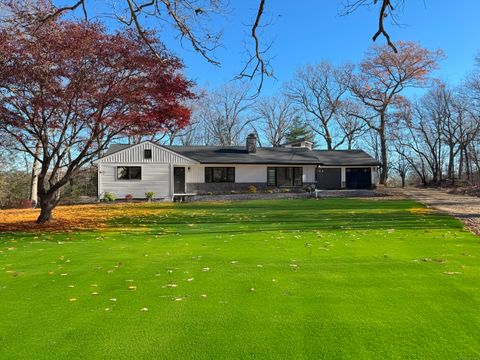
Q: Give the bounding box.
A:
[388,187,480,235]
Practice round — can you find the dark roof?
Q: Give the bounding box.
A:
[100,142,379,166]
[166,146,379,166]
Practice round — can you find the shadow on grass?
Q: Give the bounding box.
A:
[108,199,462,236]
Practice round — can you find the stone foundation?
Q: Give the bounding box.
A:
[186,182,316,195]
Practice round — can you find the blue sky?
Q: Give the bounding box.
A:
[154,1,480,94]
[71,1,480,93]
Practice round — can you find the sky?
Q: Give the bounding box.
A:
[156,1,480,94]
[66,1,480,95]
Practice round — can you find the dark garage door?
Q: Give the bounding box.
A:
[346,168,371,189]
[316,168,341,189]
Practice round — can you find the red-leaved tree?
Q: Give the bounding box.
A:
[0,17,195,223]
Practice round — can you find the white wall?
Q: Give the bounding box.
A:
[101,142,193,164]
[99,163,172,199]
[186,164,316,184]
[98,142,198,199]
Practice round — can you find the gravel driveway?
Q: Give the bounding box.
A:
[386,187,480,235]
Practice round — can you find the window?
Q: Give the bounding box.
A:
[117,166,142,180]
[267,167,276,186]
[144,149,152,159]
[205,167,235,183]
[266,167,303,186]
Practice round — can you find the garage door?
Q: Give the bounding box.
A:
[346,168,371,189]
[316,168,341,189]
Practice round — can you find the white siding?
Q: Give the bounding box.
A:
[99,163,171,199]
[98,142,197,199]
[101,142,194,164]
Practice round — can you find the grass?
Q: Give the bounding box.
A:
[0,198,479,359]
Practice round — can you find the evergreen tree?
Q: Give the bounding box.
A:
[286,117,316,146]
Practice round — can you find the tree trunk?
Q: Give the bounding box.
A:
[30,142,41,208]
[379,130,388,184]
[37,193,56,224]
[447,144,455,181]
[458,145,464,181]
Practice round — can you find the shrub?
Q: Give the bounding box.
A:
[145,191,155,201]
[304,185,315,193]
[230,190,237,194]
[266,188,273,194]
[103,192,116,202]
[206,192,213,195]
[16,199,33,209]
[125,194,133,201]
[281,188,291,193]
[247,185,257,193]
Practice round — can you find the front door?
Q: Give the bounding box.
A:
[174,167,186,193]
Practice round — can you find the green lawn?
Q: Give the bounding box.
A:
[1,199,479,359]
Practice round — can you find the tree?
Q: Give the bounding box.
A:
[252,96,296,146]
[285,62,354,150]
[286,117,316,145]
[3,0,412,93]
[0,17,195,223]
[349,41,443,184]
[200,83,254,146]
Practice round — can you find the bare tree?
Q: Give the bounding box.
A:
[285,62,355,150]
[252,96,295,146]
[349,41,444,184]
[199,83,255,146]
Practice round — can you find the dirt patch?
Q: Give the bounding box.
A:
[0,203,168,232]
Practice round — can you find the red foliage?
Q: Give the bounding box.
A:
[0,17,196,223]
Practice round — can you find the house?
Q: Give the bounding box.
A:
[95,134,380,200]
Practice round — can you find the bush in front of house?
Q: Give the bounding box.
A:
[125,194,133,201]
[145,191,155,202]
[247,185,257,193]
[266,188,274,194]
[281,188,291,193]
[103,192,116,202]
[304,185,315,193]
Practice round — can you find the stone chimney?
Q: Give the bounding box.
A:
[246,133,257,153]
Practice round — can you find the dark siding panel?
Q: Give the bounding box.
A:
[316,168,341,189]
[346,168,371,189]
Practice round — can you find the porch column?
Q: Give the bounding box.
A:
[341,167,346,189]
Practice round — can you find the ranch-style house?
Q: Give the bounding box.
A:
[95,134,380,200]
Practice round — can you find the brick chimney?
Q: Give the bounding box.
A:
[246,133,257,153]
